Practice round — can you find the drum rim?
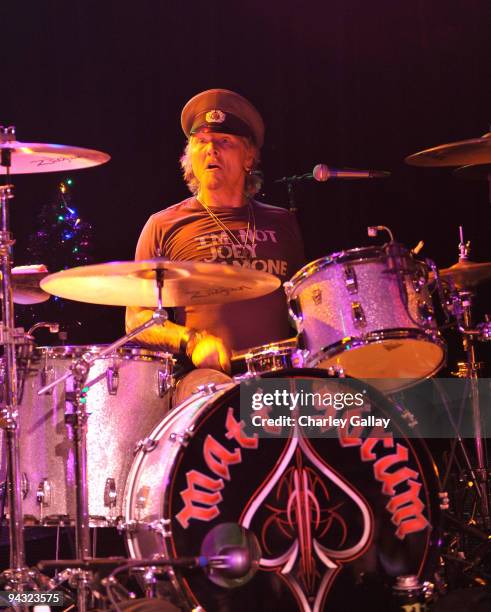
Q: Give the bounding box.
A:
[34,344,174,361]
[307,327,446,390]
[284,245,427,296]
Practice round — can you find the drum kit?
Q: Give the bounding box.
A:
[0,125,491,610]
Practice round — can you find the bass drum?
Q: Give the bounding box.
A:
[124,370,441,611]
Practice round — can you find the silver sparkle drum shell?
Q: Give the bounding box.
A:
[3,345,173,525]
[284,246,445,392]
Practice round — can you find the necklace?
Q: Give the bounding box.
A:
[197,197,257,256]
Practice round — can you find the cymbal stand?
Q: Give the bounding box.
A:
[451,228,490,528]
[37,269,168,612]
[0,127,35,591]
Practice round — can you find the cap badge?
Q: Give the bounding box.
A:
[205,109,226,124]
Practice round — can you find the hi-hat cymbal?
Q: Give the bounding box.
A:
[405,132,491,167]
[0,139,110,174]
[1,266,51,304]
[433,260,491,289]
[40,259,281,307]
[454,164,491,181]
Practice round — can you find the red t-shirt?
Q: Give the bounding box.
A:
[135,197,305,350]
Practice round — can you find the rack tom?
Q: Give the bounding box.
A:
[284,245,445,392]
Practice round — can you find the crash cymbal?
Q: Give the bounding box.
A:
[0,136,110,174]
[1,265,51,304]
[40,259,281,307]
[405,132,491,167]
[454,164,491,181]
[434,260,491,289]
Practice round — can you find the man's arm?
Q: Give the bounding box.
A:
[125,305,231,372]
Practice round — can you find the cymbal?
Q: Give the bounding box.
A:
[454,164,491,181]
[0,140,110,174]
[405,132,491,167]
[434,260,491,289]
[40,259,281,307]
[1,266,51,304]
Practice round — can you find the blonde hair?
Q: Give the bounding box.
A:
[180,135,262,197]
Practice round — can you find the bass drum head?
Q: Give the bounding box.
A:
[131,370,441,611]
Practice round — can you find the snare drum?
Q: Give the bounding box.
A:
[123,370,441,611]
[284,246,445,392]
[234,338,304,377]
[4,344,174,525]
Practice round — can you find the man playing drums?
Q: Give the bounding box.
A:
[126,89,305,372]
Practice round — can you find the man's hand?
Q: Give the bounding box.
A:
[187,332,231,374]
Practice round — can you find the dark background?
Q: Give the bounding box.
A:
[1,0,490,368]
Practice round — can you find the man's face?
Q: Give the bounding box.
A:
[190,131,254,195]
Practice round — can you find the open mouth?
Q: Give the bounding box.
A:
[206,163,221,170]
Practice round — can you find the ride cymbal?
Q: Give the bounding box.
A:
[40,259,281,307]
[405,132,491,167]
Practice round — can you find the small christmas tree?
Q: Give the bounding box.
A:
[27,179,93,271]
[16,179,95,334]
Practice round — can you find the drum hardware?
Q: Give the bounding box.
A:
[452,287,490,528]
[351,301,366,326]
[36,479,52,516]
[0,168,31,586]
[32,271,171,612]
[112,524,260,611]
[134,438,159,454]
[195,381,220,394]
[391,575,432,611]
[367,224,394,242]
[104,478,118,510]
[0,128,110,595]
[168,431,192,447]
[157,367,173,397]
[439,492,450,511]
[35,524,259,611]
[106,363,120,395]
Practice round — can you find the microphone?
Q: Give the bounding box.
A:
[38,523,262,590]
[275,164,390,183]
[312,164,391,181]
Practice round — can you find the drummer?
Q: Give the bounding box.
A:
[126,88,305,372]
